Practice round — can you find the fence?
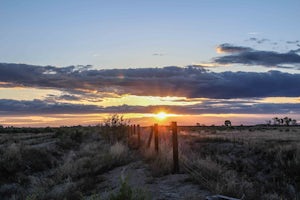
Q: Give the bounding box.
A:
[126,122,243,200]
[127,122,179,173]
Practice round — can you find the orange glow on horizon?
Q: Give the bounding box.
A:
[1,113,299,127]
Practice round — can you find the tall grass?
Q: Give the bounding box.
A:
[177,127,300,199]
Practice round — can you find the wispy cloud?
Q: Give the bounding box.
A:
[248,37,269,44]
[286,40,299,44]
[152,53,165,56]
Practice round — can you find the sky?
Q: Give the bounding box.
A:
[0,0,300,127]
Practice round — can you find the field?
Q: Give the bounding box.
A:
[0,124,299,200]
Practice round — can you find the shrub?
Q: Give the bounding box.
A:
[0,143,57,184]
[22,148,56,172]
[56,129,85,149]
[109,176,149,200]
[101,114,129,144]
[110,142,129,160]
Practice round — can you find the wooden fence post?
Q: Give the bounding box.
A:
[147,126,153,148]
[154,123,159,153]
[172,121,179,173]
[127,125,130,140]
[137,125,141,147]
[130,125,133,136]
[133,124,136,135]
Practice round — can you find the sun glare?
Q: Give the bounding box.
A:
[156,111,167,120]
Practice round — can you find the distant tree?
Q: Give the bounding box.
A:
[271,117,297,126]
[224,120,231,127]
[279,118,284,125]
[266,120,272,126]
[196,123,200,126]
[273,117,279,125]
[283,117,292,126]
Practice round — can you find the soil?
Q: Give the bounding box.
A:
[98,160,210,200]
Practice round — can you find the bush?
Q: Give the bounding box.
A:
[101,114,129,143]
[110,176,149,200]
[0,143,57,184]
[56,129,85,149]
[22,148,56,172]
[110,142,129,160]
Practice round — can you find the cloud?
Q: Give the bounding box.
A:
[247,32,260,35]
[214,44,300,68]
[152,53,165,56]
[248,38,269,44]
[0,99,104,115]
[289,48,300,54]
[1,63,300,99]
[45,94,82,101]
[0,98,299,116]
[286,40,299,44]
[216,43,253,54]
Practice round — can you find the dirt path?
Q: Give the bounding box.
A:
[98,160,210,200]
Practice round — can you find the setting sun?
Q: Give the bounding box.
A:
[155,111,167,120]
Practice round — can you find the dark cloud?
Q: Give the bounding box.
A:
[215,45,300,67]
[0,98,299,116]
[248,38,269,44]
[289,48,300,54]
[1,63,300,99]
[286,40,299,44]
[58,94,81,101]
[48,94,82,101]
[217,43,253,53]
[0,99,104,115]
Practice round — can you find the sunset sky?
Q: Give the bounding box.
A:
[1,0,300,127]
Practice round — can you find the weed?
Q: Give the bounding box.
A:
[109,176,149,200]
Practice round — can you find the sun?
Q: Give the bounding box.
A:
[155,111,167,120]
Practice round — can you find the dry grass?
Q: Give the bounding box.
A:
[0,126,134,200]
[110,142,129,159]
[140,127,174,177]
[1,125,299,199]
[177,126,300,199]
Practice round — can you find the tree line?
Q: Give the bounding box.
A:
[266,117,297,126]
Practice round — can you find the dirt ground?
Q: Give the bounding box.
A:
[98,160,210,200]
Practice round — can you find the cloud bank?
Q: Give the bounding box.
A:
[0,99,299,116]
[215,44,300,68]
[1,63,300,99]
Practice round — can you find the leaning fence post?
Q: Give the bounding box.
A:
[154,123,159,153]
[147,126,153,148]
[137,124,141,148]
[172,121,179,173]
